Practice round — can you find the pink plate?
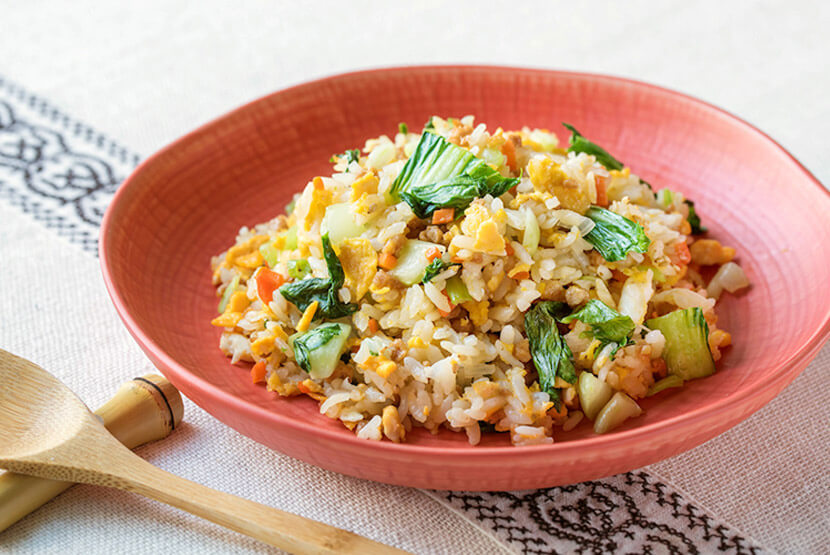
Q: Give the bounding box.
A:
[100,66,830,491]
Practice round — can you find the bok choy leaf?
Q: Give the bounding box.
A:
[524,301,577,405]
[391,132,518,218]
[560,299,635,353]
[584,206,651,262]
[279,233,358,321]
[563,123,624,171]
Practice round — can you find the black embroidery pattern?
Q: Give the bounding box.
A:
[440,471,767,554]
[0,75,768,554]
[0,76,139,254]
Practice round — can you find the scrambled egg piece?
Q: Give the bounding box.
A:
[527,157,591,214]
[303,178,334,231]
[362,354,397,379]
[462,299,489,327]
[338,238,377,301]
[210,291,250,328]
[461,202,507,255]
[349,171,379,201]
[216,235,269,278]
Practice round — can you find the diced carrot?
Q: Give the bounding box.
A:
[595,174,609,207]
[500,139,518,172]
[251,361,267,384]
[312,176,324,190]
[438,291,455,317]
[368,318,379,333]
[505,243,514,256]
[378,252,397,270]
[511,271,530,280]
[425,246,442,262]
[255,268,286,304]
[432,208,455,225]
[611,269,627,282]
[675,242,692,265]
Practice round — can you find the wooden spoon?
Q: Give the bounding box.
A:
[0,349,407,554]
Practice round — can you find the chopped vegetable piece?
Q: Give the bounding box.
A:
[389,240,444,285]
[278,233,358,321]
[422,258,457,283]
[378,253,397,270]
[390,132,518,218]
[522,208,540,255]
[577,372,614,420]
[398,122,408,135]
[500,138,517,172]
[684,199,707,234]
[330,149,360,165]
[656,188,674,208]
[259,241,280,268]
[562,123,623,171]
[593,392,642,434]
[217,275,240,313]
[287,259,311,280]
[425,246,442,262]
[584,206,651,262]
[423,117,435,131]
[675,242,692,265]
[524,301,577,405]
[255,268,286,305]
[290,323,352,379]
[367,318,379,333]
[431,208,455,225]
[281,226,298,250]
[251,360,267,384]
[646,308,715,381]
[646,375,684,397]
[561,299,635,354]
[322,203,366,246]
[445,276,472,305]
[707,262,750,299]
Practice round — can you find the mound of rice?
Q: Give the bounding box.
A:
[210,115,746,445]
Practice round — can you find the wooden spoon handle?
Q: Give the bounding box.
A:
[116,456,406,554]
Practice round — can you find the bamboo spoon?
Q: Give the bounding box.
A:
[0,350,406,554]
[0,373,184,532]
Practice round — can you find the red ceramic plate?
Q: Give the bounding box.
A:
[100,66,830,491]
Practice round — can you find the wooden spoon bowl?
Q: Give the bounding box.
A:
[0,349,405,554]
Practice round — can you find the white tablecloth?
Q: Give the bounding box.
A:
[1,2,827,553]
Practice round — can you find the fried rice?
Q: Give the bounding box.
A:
[210,115,749,445]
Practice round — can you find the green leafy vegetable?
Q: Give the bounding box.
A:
[446,276,472,305]
[422,259,457,283]
[561,299,635,353]
[423,117,435,131]
[287,259,311,280]
[684,199,707,234]
[217,275,240,313]
[646,374,684,397]
[398,122,408,135]
[291,323,351,379]
[584,206,651,262]
[563,123,624,171]
[330,149,360,165]
[524,301,577,404]
[278,234,358,321]
[390,132,518,218]
[646,307,715,381]
[562,123,653,189]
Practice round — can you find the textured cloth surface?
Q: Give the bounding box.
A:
[0,2,828,553]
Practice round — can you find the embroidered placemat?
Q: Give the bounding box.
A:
[3,75,824,554]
